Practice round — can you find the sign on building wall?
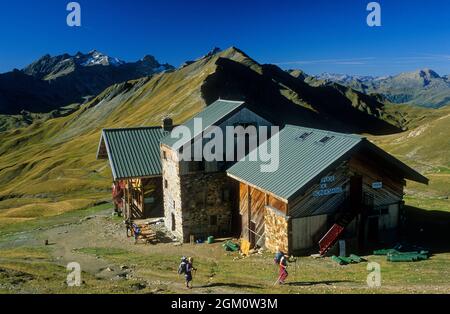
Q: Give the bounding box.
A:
[320,176,335,184]
[313,175,343,197]
[313,186,343,197]
[372,182,383,189]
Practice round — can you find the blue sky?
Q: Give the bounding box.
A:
[0,0,449,76]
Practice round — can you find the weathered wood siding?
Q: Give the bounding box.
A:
[349,153,404,207]
[238,182,288,248]
[289,162,350,218]
[291,214,328,251]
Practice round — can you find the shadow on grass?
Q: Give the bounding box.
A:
[286,280,353,286]
[401,205,450,254]
[197,282,262,289]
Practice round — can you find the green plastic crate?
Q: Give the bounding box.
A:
[331,255,347,265]
[349,254,363,263]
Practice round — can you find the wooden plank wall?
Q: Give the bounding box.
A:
[250,187,267,245]
[291,214,328,251]
[349,154,404,206]
[289,162,350,218]
[239,182,249,239]
[238,182,288,247]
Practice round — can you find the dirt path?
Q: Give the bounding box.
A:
[35,210,246,294]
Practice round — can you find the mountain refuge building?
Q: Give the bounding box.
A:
[97,99,428,255]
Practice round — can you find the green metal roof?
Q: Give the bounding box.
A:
[97,127,169,180]
[227,125,363,201]
[160,99,245,150]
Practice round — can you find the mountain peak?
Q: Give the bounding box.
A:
[417,68,440,79]
[80,50,125,67]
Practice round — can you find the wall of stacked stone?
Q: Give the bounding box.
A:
[180,172,233,241]
[161,145,184,239]
[264,206,289,253]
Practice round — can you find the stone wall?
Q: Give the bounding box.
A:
[161,145,184,239]
[179,172,233,241]
[162,144,234,242]
[264,206,289,253]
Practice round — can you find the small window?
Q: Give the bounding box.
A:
[318,135,335,144]
[222,189,230,202]
[210,215,218,226]
[163,151,167,160]
[173,200,176,209]
[171,213,176,231]
[164,179,168,189]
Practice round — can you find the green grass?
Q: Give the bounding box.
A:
[0,246,147,294]
[0,203,111,237]
[67,245,450,294]
[405,196,450,212]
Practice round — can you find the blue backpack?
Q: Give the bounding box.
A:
[274,252,284,264]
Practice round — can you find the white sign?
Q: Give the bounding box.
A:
[339,240,346,257]
[372,182,383,189]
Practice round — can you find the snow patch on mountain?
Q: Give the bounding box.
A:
[79,50,125,67]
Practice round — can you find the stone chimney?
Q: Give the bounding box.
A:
[162,117,173,131]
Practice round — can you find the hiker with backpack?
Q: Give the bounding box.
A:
[185,257,197,289]
[132,223,141,244]
[125,219,132,238]
[274,247,289,285]
[178,256,197,289]
[278,254,289,284]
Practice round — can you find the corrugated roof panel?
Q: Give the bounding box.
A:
[101,127,169,180]
[160,99,245,149]
[227,125,363,201]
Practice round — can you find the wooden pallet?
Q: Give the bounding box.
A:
[133,222,157,244]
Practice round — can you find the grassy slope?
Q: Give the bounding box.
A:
[0,47,448,228]
[1,205,448,294]
[0,49,236,221]
[370,104,450,211]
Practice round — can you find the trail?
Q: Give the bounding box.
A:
[36,210,247,294]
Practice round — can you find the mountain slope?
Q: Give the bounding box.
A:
[304,69,450,108]
[0,51,174,115]
[0,47,420,225]
[370,104,450,211]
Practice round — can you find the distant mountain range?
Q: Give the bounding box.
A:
[0,50,174,114]
[296,69,450,108]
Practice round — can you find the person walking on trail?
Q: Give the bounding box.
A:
[132,223,141,244]
[185,257,197,289]
[278,254,289,285]
[125,219,132,238]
